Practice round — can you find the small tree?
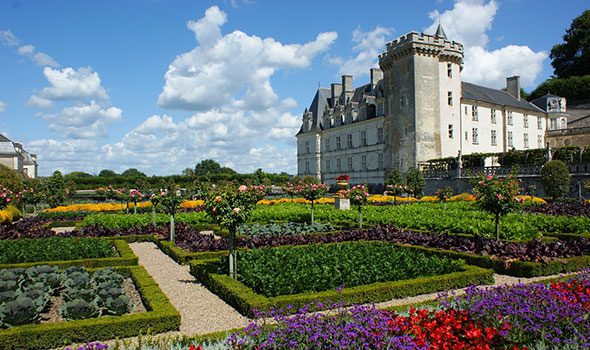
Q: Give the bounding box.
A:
[473,175,522,240]
[541,160,571,200]
[297,181,329,224]
[435,186,454,210]
[385,169,404,204]
[129,189,144,214]
[16,181,42,214]
[349,185,368,229]
[406,168,425,198]
[152,187,184,243]
[283,182,297,200]
[204,184,266,279]
[43,171,66,208]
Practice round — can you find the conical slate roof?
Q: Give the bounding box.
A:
[434,24,447,39]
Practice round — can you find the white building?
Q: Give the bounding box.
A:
[0,134,38,178]
[296,26,551,186]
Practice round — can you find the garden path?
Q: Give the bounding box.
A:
[129,242,251,335]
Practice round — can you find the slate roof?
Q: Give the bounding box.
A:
[462,82,544,112]
[296,88,331,135]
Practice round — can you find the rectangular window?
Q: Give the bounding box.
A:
[360,130,367,146]
[507,131,513,148]
[347,157,353,172]
[377,103,384,116]
[326,160,331,173]
[305,161,310,173]
[465,131,468,141]
[336,136,341,150]
[537,117,543,130]
[523,114,529,128]
[472,128,479,145]
[305,141,310,153]
[447,63,452,78]
[491,130,497,146]
[347,134,353,148]
[472,105,478,121]
[325,138,330,151]
[336,159,342,172]
[537,135,543,148]
[448,124,454,138]
[378,154,384,169]
[550,118,557,129]
[447,91,453,106]
[377,127,384,143]
[465,105,468,116]
[507,111,513,125]
[524,133,529,149]
[491,109,497,124]
[361,155,367,170]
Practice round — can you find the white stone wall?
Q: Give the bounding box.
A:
[438,60,462,159]
[319,117,386,185]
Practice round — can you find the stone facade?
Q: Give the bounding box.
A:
[0,134,38,178]
[296,26,554,186]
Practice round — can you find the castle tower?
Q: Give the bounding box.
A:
[378,27,463,173]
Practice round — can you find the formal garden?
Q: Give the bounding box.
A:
[0,162,589,349]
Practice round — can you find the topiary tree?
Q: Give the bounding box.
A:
[296,181,329,224]
[435,186,454,210]
[385,169,404,204]
[405,168,425,198]
[473,175,523,240]
[203,184,266,279]
[42,171,66,208]
[541,160,571,200]
[349,184,368,229]
[128,189,144,214]
[152,187,184,243]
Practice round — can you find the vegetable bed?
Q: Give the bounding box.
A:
[0,265,179,350]
[232,241,464,297]
[0,238,116,264]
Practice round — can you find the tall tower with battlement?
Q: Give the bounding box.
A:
[379,26,464,173]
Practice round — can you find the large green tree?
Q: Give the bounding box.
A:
[121,168,147,178]
[550,10,590,78]
[98,169,117,177]
[43,170,67,208]
[194,159,236,176]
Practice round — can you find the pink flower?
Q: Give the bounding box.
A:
[486,175,493,180]
[238,185,248,192]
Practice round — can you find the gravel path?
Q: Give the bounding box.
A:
[129,242,251,335]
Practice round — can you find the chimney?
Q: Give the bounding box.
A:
[370,68,383,89]
[331,83,342,102]
[342,75,353,93]
[506,76,521,100]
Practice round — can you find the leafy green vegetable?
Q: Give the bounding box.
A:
[0,238,116,264]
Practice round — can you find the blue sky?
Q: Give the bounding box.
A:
[0,0,587,176]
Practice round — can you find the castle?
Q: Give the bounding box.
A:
[296,25,567,186]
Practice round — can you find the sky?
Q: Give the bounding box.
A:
[0,0,587,176]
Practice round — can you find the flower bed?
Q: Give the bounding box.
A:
[525,200,590,217]
[0,238,116,264]
[229,242,464,297]
[0,265,179,350]
[219,273,589,349]
[190,242,493,317]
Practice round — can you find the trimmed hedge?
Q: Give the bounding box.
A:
[0,265,180,350]
[392,243,590,277]
[0,239,138,270]
[157,240,226,265]
[190,243,494,318]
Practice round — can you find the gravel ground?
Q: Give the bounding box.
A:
[129,242,251,335]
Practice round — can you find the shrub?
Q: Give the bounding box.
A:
[405,168,424,197]
[541,160,571,199]
[0,238,116,264]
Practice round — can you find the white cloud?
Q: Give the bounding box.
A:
[425,0,547,89]
[158,5,336,111]
[0,30,19,47]
[39,101,122,139]
[328,26,393,78]
[1,31,59,67]
[0,101,6,114]
[32,67,108,101]
[26,95,53,109]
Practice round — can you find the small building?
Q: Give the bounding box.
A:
[0,134,38,178]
